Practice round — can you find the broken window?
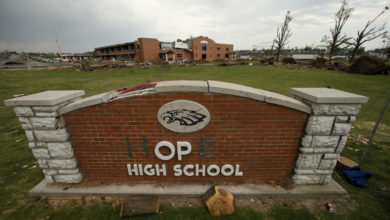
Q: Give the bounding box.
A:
[129,44,135,50]
[201,43,207,51]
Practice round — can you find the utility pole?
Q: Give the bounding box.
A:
[55,29,62,56]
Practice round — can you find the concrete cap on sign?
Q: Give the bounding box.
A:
[208,80,266,101]
[4,90,85,106]
[262,90,312,113]
[155,80,208,93]
[59,91,118,115]
[290,88,369,104]
[208,80,311,113]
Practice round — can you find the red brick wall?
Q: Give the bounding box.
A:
[138,38,160,62]
[173,50,192,60]
[64,93,307,183]
[214,43,234,60]
[191,37,234,61]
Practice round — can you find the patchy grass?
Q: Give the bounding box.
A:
[0,65,389,219]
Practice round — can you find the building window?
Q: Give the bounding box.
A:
[177,54,182,58]
[195,46,197,50]
[217,47,221,51]
[217,54,220,57]
[226,48,229,52]
[201,43,207,51]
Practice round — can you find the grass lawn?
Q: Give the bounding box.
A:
[1,65,389,219]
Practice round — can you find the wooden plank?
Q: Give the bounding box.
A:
[337,156,358,170]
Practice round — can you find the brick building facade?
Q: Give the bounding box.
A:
[93,36,233,62]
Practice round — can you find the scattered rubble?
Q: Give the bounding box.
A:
[259,57,275,65]
[0,53,62,68]
[348,133,369,145]
[79,60,93,71]
[282,57,297,64]
[310,57,327,68]
[327,62,348,72]
[75,61,145,71]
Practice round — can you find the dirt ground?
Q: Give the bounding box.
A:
[162,197,357,214]
[43,195,356,215]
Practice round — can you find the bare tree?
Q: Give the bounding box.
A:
[273,11,292,61]
[382,32,390,60]
[350,6,389,61]
[322,0,353,62]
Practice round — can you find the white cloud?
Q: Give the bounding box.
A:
[0,0,389,52]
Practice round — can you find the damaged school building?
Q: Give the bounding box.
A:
[93,36,233,62]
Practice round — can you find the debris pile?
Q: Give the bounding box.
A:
[75,61,140,71]
[328,62,348,72]
[282,57,297,64]
[79,60,92,71]
[218,62,232,66]
[310,57,327,68]
[0,54,26,66]
[259,57,275,65]
[348,56,388,75]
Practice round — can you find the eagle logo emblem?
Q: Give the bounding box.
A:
[157,100,211,133]
[161,109,207,126]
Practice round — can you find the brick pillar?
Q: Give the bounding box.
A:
[5,91,85,184]
[290,88,368,184]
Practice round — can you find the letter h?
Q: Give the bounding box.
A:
[125,137,148,160]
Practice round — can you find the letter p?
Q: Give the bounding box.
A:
[177,141,192,161]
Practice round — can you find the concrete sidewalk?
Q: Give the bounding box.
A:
[30,178,347,198]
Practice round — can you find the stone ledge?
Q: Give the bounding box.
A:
[4,90,85,106]
[208,80,266,101]
[56,81,311,114]
[59,91,118,115]
[155,80,208,93]
[207,80,311,113]
[290,88,368,104]
[262,90,311,113]
[29,178,347,198]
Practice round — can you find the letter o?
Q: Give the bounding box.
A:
[154,141,175,160]
[221,164,234,176]
[207,164,220,176]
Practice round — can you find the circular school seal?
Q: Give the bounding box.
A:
[157,100,210,133]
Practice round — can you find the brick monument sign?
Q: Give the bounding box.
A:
[4,81,368,187]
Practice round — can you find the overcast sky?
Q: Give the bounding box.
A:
[0,0,389,53]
